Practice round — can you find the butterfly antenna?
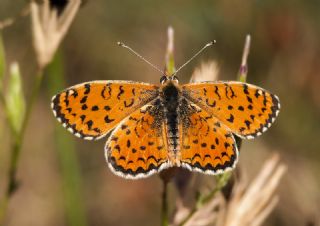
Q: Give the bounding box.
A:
[172,40,216,76]
[117,42,166,76]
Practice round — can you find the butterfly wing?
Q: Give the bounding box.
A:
[179,99,238,174]
[105,99,170,179]
[51,81,158,140]
[182,82,280,139]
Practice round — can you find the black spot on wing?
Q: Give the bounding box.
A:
[80,96,87,104]
[80,114,86,123]
[262,91,267,106]
[117,86,124,100]
[104,115,115,123]
[81,104,88,110]
[124,98,135,107]
[229,86,236,98]
[244,120,251,129]
[206,99,216,107]
[111,137,118,142]
[201,143,207,148]
[114,145,121,152]
[243,84,249,95]
[101,84,112,99]
[71,89,78,98]
[91,105,99,111]
[86,120,93,130]
[121,124,128,130]
[214,86,221,99]
[254,89,260,98]
[84,84,91,94]
[227,114,234,123]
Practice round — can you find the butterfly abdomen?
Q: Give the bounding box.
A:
[166,111,179,149]
[162,83,181,158]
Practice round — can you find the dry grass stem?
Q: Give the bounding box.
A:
[165,25,176,75]
[221,153,287,226]
[31,0,81,68]
[190,61,219,82]
[171,153,286,226]
[238,34,251,82]
[181,196,222,226]
[172,198,191,225]
[241,35,251,69]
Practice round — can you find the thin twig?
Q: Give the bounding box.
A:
[161,180,169,226]
[238,34,251,82]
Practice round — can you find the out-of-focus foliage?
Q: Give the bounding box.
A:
[0,34,5,89]
[5,63,25,134]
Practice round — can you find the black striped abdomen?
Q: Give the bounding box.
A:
[162,82,180,153]
[165,111,180,152]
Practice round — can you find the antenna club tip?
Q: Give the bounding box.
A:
[117,41,124,46]
[206,40,216,47]
[210,40,217,45]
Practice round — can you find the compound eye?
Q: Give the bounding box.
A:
[160,76,168,84]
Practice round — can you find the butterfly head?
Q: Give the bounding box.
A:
[160,75,179,85]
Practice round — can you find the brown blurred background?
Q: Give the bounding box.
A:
[0,0,320,226]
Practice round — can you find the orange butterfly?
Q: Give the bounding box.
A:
[51,43,280,179]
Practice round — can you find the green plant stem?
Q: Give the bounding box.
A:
[47,51,87,226]
[161,180,169,226]
[0,90,12,133]
[0,89,5,105]
[0,69,44,225]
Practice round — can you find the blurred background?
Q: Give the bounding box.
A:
[0,0,320,225]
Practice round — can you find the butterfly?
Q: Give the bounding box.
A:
[51,74,280,179]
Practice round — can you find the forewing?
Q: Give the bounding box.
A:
[105,99,170,179]
[52,81,158,140]
[179,99,238,174]
[182,82,280,139]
